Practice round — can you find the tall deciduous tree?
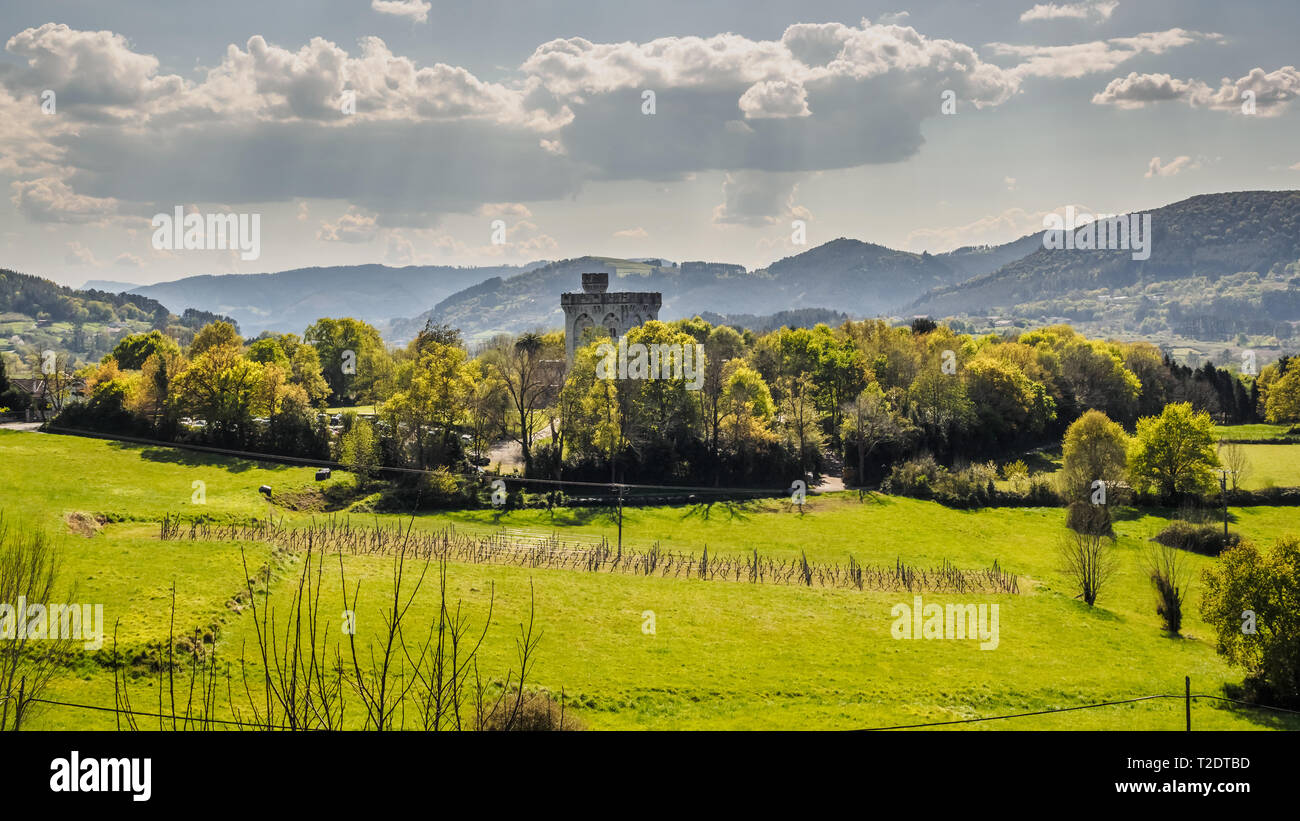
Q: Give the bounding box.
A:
[486,331,562,476]
[840,383,908,488]
[1059,409,1130,503]
[1128,402,1220,500]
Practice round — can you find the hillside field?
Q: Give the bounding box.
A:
[1,429,1298,730]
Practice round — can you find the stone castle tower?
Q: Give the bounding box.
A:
[561,272,662,365]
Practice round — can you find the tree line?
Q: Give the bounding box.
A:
[32,312,1285,498]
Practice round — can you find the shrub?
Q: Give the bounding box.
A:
[481,689,583,731]
[1144,543,1191,634]
[1065,500,1114,538]
[1154,521,1240,557]
[1200,537,1300,706]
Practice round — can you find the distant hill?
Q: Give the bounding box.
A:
[393,234,1036,342]
[910,191,1300,319]
[934,231,1047,279]
[0,268,234,369]
[697,308,851,335]
[82,279,142,293]
[1,269,169,325]
[102,264,534,337]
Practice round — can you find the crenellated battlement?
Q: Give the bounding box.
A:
[561,273,662,365]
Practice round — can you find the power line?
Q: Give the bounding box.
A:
[861,693,1300,730]
[29,697,274,729]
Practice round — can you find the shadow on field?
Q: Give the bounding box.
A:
[524,506,621,528]
[110,440,294,473]
[679,499,754,522]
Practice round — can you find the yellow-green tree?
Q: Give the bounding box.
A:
[382,338,473,469]
[173,343,267,438]
[1059,409,1129,503]
[1128,402,1219,499]
[1200,536,1300,702]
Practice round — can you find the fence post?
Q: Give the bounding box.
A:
[1185,676,1191,731]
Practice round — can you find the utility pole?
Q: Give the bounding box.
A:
[1185,676,1191,731]
[1218,469,1230,539]
[616,484,624,551]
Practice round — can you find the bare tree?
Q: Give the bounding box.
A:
[1057,529,1116,606]
[0,514,71,730]
[1217,441,1251,491]
[487,332,561,476]
[840,386,908,490]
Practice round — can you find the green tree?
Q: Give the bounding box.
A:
[188,321,242,358]
[173,343,267,438]
[1059,409,1130,503]
[382,337,473,469]
[1128,402,1219,499]
[700,324,746,456]
[719,360,775,454]
[1262,367,1300,423]
[840,383,908,488]
[484,331,563,476]
[109,330,180,370]
[339,418,382,483]
[303,317,392,402]
[128,349,186,428]
[1200,537,1300,703]
[246,335,291,370]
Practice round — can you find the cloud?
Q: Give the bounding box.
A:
[525,21,1021,177]
[712,171,810,227]
[1090,71,1202,107]
[316,208,379,242]
[1093,66,1300,115]
[64,241,98,266]
[737,79,811,119]
[613,227,649,238]
[1004,177,1017,191]
[11,177,118,223]
[478,202,533,219]
[1020,2,1118,23]
[371,1,431,23]
[905,206,1070,252]
[1290,161,1300,171]
[384,230,417,265]
[1144,155,1196,177]
[876,12,911,25]
[114,252,143,267]
[3,23,185,115]
[0,19,1210,233]
[989,29,1219,80]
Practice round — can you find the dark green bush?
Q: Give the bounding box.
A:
[1155,520,1240,556]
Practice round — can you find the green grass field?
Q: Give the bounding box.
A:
[1001,432,1300,492]
[1233,444,1300,489]
[1214,423,1297,441]
[2,428,1297,730]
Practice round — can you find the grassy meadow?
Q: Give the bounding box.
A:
[2,428,1299,730]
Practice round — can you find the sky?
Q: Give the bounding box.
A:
[1,0,1298,288]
